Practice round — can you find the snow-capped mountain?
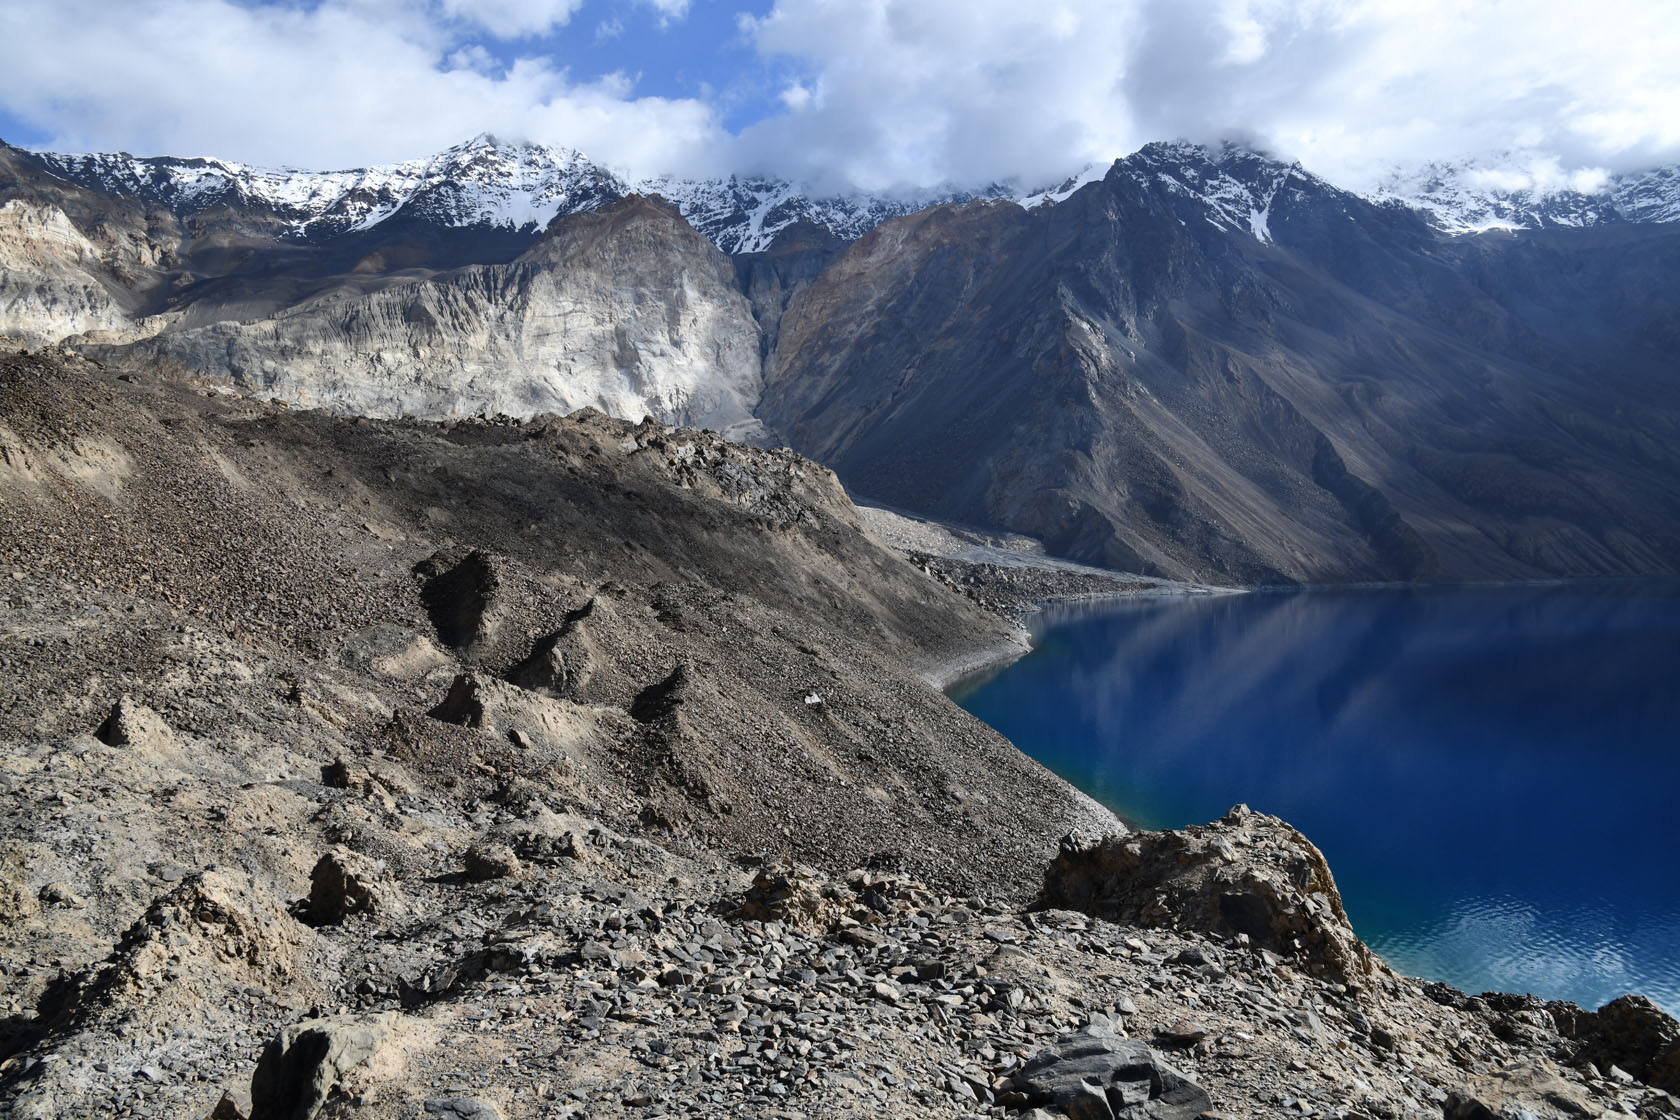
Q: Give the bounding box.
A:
[1111,140,1314,243]
[639,172,1010,255]
[1369,158,1680,234]
[32,133,626,240]
[24,133,1097,256]
[18,133,1680,263]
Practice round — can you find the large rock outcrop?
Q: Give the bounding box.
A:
[0,200,135,345]
[249,1011,412,1120]
[1549,994,1680,1096]
[1039,804,1376,985]
[96,195,767,434]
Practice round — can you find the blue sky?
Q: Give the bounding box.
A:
[460,0,779,134]
[2,0,1678,194]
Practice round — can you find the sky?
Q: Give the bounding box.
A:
[2,0,1678,196]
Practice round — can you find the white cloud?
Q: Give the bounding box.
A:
[438,0,585,40]
[636,0,692,24]
[447,43,500,75]
[737,0,1680,192]
[736,0,1144,192]
[0,0,1675,193]
[0,0,727,177]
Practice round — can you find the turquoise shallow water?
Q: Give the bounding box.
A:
[953,582,1680,1014]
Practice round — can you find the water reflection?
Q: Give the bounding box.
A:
[956,582,1680,1012]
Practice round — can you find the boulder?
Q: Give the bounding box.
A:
[302,848,397,926]
[249,1011,407,1120]
[1551,994,1680,1095]
[94,696,174,750]
[1448,1056,1599,1120]
[1039,805,1374,984]
[1011,1022,1212,1120]
[738,859,849,932]
[415,549,504,651]
[462,842,520,881]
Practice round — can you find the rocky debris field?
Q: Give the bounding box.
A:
[1,349,1678,1120]
[901,552,1161,618]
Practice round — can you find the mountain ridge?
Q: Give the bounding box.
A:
[17,133,1680,256]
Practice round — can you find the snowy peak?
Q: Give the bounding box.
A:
[1111,141,1328,243]
[643,173,1014,255]
[379,135,626,234]
[1369,158,1680,234]
[1015,162,1108,210]
[29,135,630,240]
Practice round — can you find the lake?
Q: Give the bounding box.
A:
[953,582,1680,1014]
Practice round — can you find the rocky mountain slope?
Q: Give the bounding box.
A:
[761,143,1680,583]
[5,350,1679,1120]
[5,135,1680,584]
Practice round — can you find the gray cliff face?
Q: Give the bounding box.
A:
[0,199,134,345]
[0,146,181,345]
[97,196,766,435]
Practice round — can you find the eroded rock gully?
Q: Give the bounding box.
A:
[1,351,1677,1119]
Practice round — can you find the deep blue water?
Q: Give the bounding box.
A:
[954,582,1680,1014]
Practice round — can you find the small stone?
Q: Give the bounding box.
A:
[423,1098,504,1120]
[37,882,83,908]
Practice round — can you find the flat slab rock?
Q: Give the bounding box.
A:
[1013,1022,1212,1120]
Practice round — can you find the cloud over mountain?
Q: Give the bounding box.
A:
[1,0,1677,192]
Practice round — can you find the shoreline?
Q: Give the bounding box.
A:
[930,566,1680,1023]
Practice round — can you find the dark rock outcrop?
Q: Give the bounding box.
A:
[1549,994,1680,1095]
[415,549,504,652]
[1010,1020,1212,1120]
[1039,805,1375,984]
[301,849,396,926]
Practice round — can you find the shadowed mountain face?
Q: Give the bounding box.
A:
[758,146,1680,583]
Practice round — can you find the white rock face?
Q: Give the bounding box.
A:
[102,197,766,435]
[0,200,135,345]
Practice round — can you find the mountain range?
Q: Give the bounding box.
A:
[3,133,1679,585]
